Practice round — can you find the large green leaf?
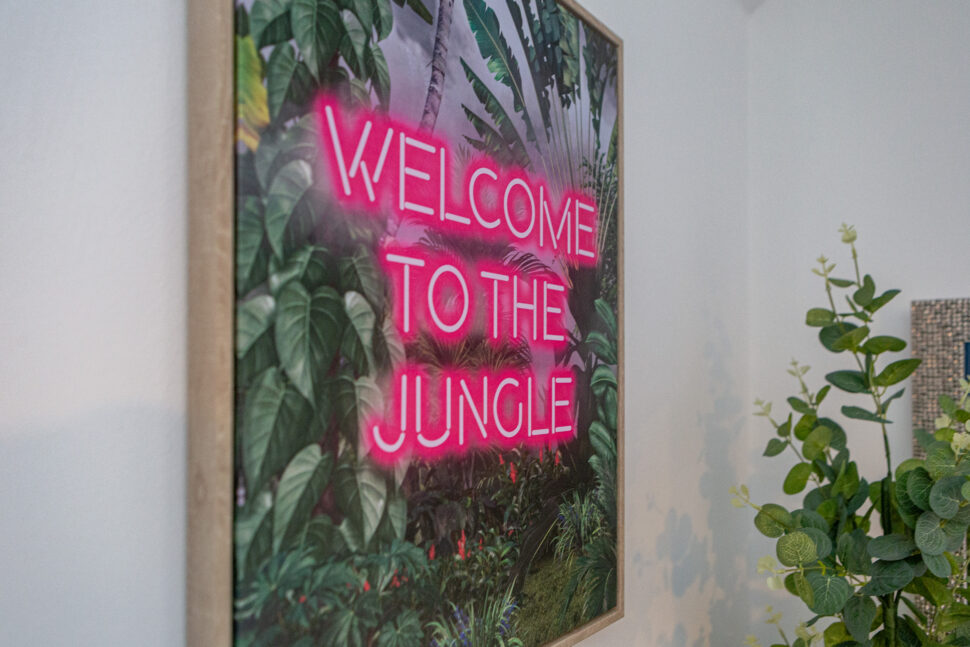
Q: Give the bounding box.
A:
[392,0,432,24]
[273,444,334,551]
[237,294,276,358]
[339,9,369,78]
[342,291,377,373]
[236,197,267,295]
[332,372,384,445]
[250,0,294,47]
[590,364,617,397]
[291,0,342,79]
[266,42,298,120]
[366,44,391,110]
[376,610,424,647]
[255,114,320,190]
[463,0,536,142]
[242,367,313,491]
[275,283,345,403]
[374,0,394,39]
[334,460,387,549]
[339,248,384,309]
[265,159,313,259]
[234,489,274,580]
[841,405,890,424]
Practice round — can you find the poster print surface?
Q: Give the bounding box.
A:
[232,0,621,644]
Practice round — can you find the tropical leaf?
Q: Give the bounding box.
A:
[342,290,377,374]
[266,42,298,121]
[236,35,269,151]
[459,59,530,168]
[392,0,432,24]
[364,44,391,110]
[339,248,384,309]
[234,488,274,580]
[237,197,267,295]
[334,459,387,550]
[275,283,345,403]
[242,367,314,492]
[254,114,319,190]
[339,9,369,78]
[332,372,384,446]
[250,0,293,47]
[463,0,536,142]
[291,0,342,79]
[265,159,313,259]
[237,294,276,358]
[374,0,394,39]
[273,444,334,551]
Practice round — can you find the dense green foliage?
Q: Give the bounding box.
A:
[738,227,970,646]
[233,0,620,644]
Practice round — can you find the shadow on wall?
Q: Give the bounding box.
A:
[629,314,749,646]
[0,406,185,647]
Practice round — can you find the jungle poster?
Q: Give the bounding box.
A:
[232,0,621,644]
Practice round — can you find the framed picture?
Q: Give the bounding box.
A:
[187,1,623,645]
[911,299,970,457]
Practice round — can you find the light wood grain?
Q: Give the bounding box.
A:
[186,0,234,644]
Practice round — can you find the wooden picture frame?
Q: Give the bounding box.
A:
[187,1,623,645]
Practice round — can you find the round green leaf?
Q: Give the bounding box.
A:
[803,426,833,461]
[754,504,792,538]
[805,308,835,327]
[860,559,914,596]
[843,595,877,644]
[805,572,851,615]
[800,527,833,560]
[926,444,957,479]
[923,551,953,578]
[867,533,916,561]
[906,468,934,510]
[915,511,947,555]
[962,481,970,502]
[793,508,829,532]
[930,476,965,519]
[784,463,813,495]
[777,530,818,566]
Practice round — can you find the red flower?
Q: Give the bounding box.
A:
[478,537,484,551]
[510,462,517,484]
[429,544,436,561]
[363,580,371,592]
[555,450,561,466]
[298,595,307,604]
[458,529,467,560]
[499,455,504,466]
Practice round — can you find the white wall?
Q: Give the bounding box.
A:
[746,1,970,642]
[0,1,187,645]
[13,1,970,646]
[581,1,752,645]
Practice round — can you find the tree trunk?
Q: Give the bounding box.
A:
[419,0,455,132]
